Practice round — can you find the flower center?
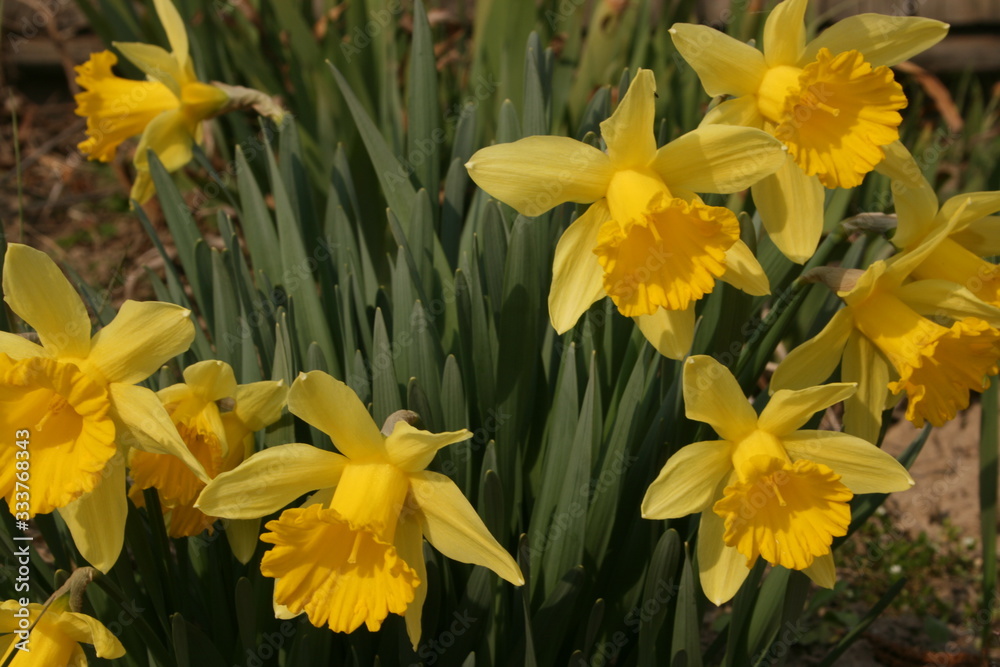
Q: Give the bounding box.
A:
[851,290,1000,427]
[0,354,116,515]
[595,169,740,316]
[713,455,852,570]
[759,49,906,189]
[261,505,419,634]
[911,237,1000,308]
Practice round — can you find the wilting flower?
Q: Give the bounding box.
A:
[466,68,784,359]
[0,243,206,572]
[671,0,947,262]
[771,200,1000,441]
[642,356,912,604]
[878,141,1000,308]
[73,0,281,203]
[0,597,125,666]
[197,371,523,646]
[128,360,286,562]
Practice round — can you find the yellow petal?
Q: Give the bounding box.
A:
[757,383,857,436]
[182,360,237,403]
[233,380,288,432]
[751,158,824,264]
[225,518,261,565]
[109,383,210,483]
[85,300,193,385]
[700,95,765,128]
[132,108,195,174]
[651,125,785,194]
[641,440,732,519]
[384,422,471,473]
[409,471,523,586]
[600,68,657,168]
[952,216,1000,257]
[841,330,891,444]
[697,479,750,605]
[0,332,47,360]
[763,0,807,67]
[803,552,836,589]
[874,141,938,247]
[465,137,613,217]
[801,15,948,68]
[196,444,347,519]
[683,355,757,442]
[940,191,1000,235]
[634,307,695,360]
[58,457,127,573]
[719,240,770,296]
[2,244,92,359]
[130,170,157,205]
[112,41,184,95]
[897,280,1000,328]
[549,202,610,333]
[781,431,913,493]
[54,612,126,659]
[153,0,190,68]
[669,23,767,97]
[770,307,854,391]
[395,516,428,650]
[288,371,385,461]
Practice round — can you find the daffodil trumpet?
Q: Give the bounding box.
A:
[73,0,281,204]
[670,0,947,262]
[0,243,204,573]
[642,356,912,604]
[466,68,784,359]
[196,371,523,648]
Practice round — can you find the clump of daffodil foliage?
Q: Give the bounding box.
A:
[2,0,999,665]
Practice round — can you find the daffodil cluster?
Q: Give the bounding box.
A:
[8,0,998,653]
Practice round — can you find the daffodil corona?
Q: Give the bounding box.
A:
[466,69,784,359]
[670,0,947,262]
[642,356,912,604]
[0,243,206,572]
[128,360,286,562]
[0,597,125,666]
[196,371,523,647]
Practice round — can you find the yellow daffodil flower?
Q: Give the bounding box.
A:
[877,141,1000,308]
[0,243,207,572]
[671,0,947,262]
[465,68,784,359]
[0,597,125,666]
[642,356,912,604]
[74,0,230,204]
[196,371,523,647]
[128,360,287,562]
[771,200,1000,441]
